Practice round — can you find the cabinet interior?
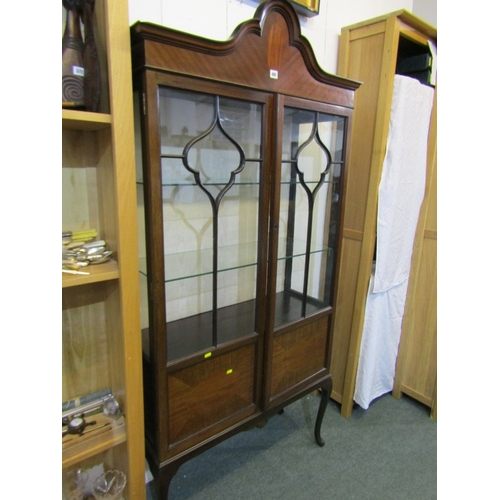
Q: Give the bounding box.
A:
[136,87,348,363]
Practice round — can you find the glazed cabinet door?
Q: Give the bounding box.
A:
[137,73,271,457]
[267,96,350,405]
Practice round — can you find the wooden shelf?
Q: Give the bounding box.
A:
[142,292,327,364]
[62,109,112,130]
[62,415,126,468]
[62,260,119,288]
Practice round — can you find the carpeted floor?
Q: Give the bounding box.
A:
[146,393,437,500]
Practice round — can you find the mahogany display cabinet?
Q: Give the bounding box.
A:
[130,1,360,496]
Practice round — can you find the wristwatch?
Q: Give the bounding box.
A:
[62,415,96,437]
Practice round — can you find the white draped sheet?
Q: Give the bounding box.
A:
[354,75,435,410]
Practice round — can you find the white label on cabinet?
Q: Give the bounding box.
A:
[270,69,278,79]
[73,66,85,77]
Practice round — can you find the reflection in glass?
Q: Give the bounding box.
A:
[156,87,263,360]
[276,107,346,328]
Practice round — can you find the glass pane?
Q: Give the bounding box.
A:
[275,107,346,328]
[158,87,263,360]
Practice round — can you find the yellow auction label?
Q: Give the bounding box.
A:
[226,369,233,375]
[204,352,212,359]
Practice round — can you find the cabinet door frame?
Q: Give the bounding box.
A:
[138,71,275,453]
[263,93,354,408]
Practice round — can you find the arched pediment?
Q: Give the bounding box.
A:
[131,0,359,106]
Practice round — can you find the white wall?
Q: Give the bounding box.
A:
[412,0,437,28]
[128,0,437,75]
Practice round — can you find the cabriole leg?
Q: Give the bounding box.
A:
[314,377,333,447]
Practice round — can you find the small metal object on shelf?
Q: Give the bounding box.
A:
[62,231,113,274]
[62,391,122,440]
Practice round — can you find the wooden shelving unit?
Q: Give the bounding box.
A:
[62,1,146,498]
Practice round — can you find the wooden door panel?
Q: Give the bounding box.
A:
[168,344,256,446]
[270,316,329,400]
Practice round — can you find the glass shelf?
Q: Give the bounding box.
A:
[136,179,338,187]
[139,239,331,282]
[137,179,261,187]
